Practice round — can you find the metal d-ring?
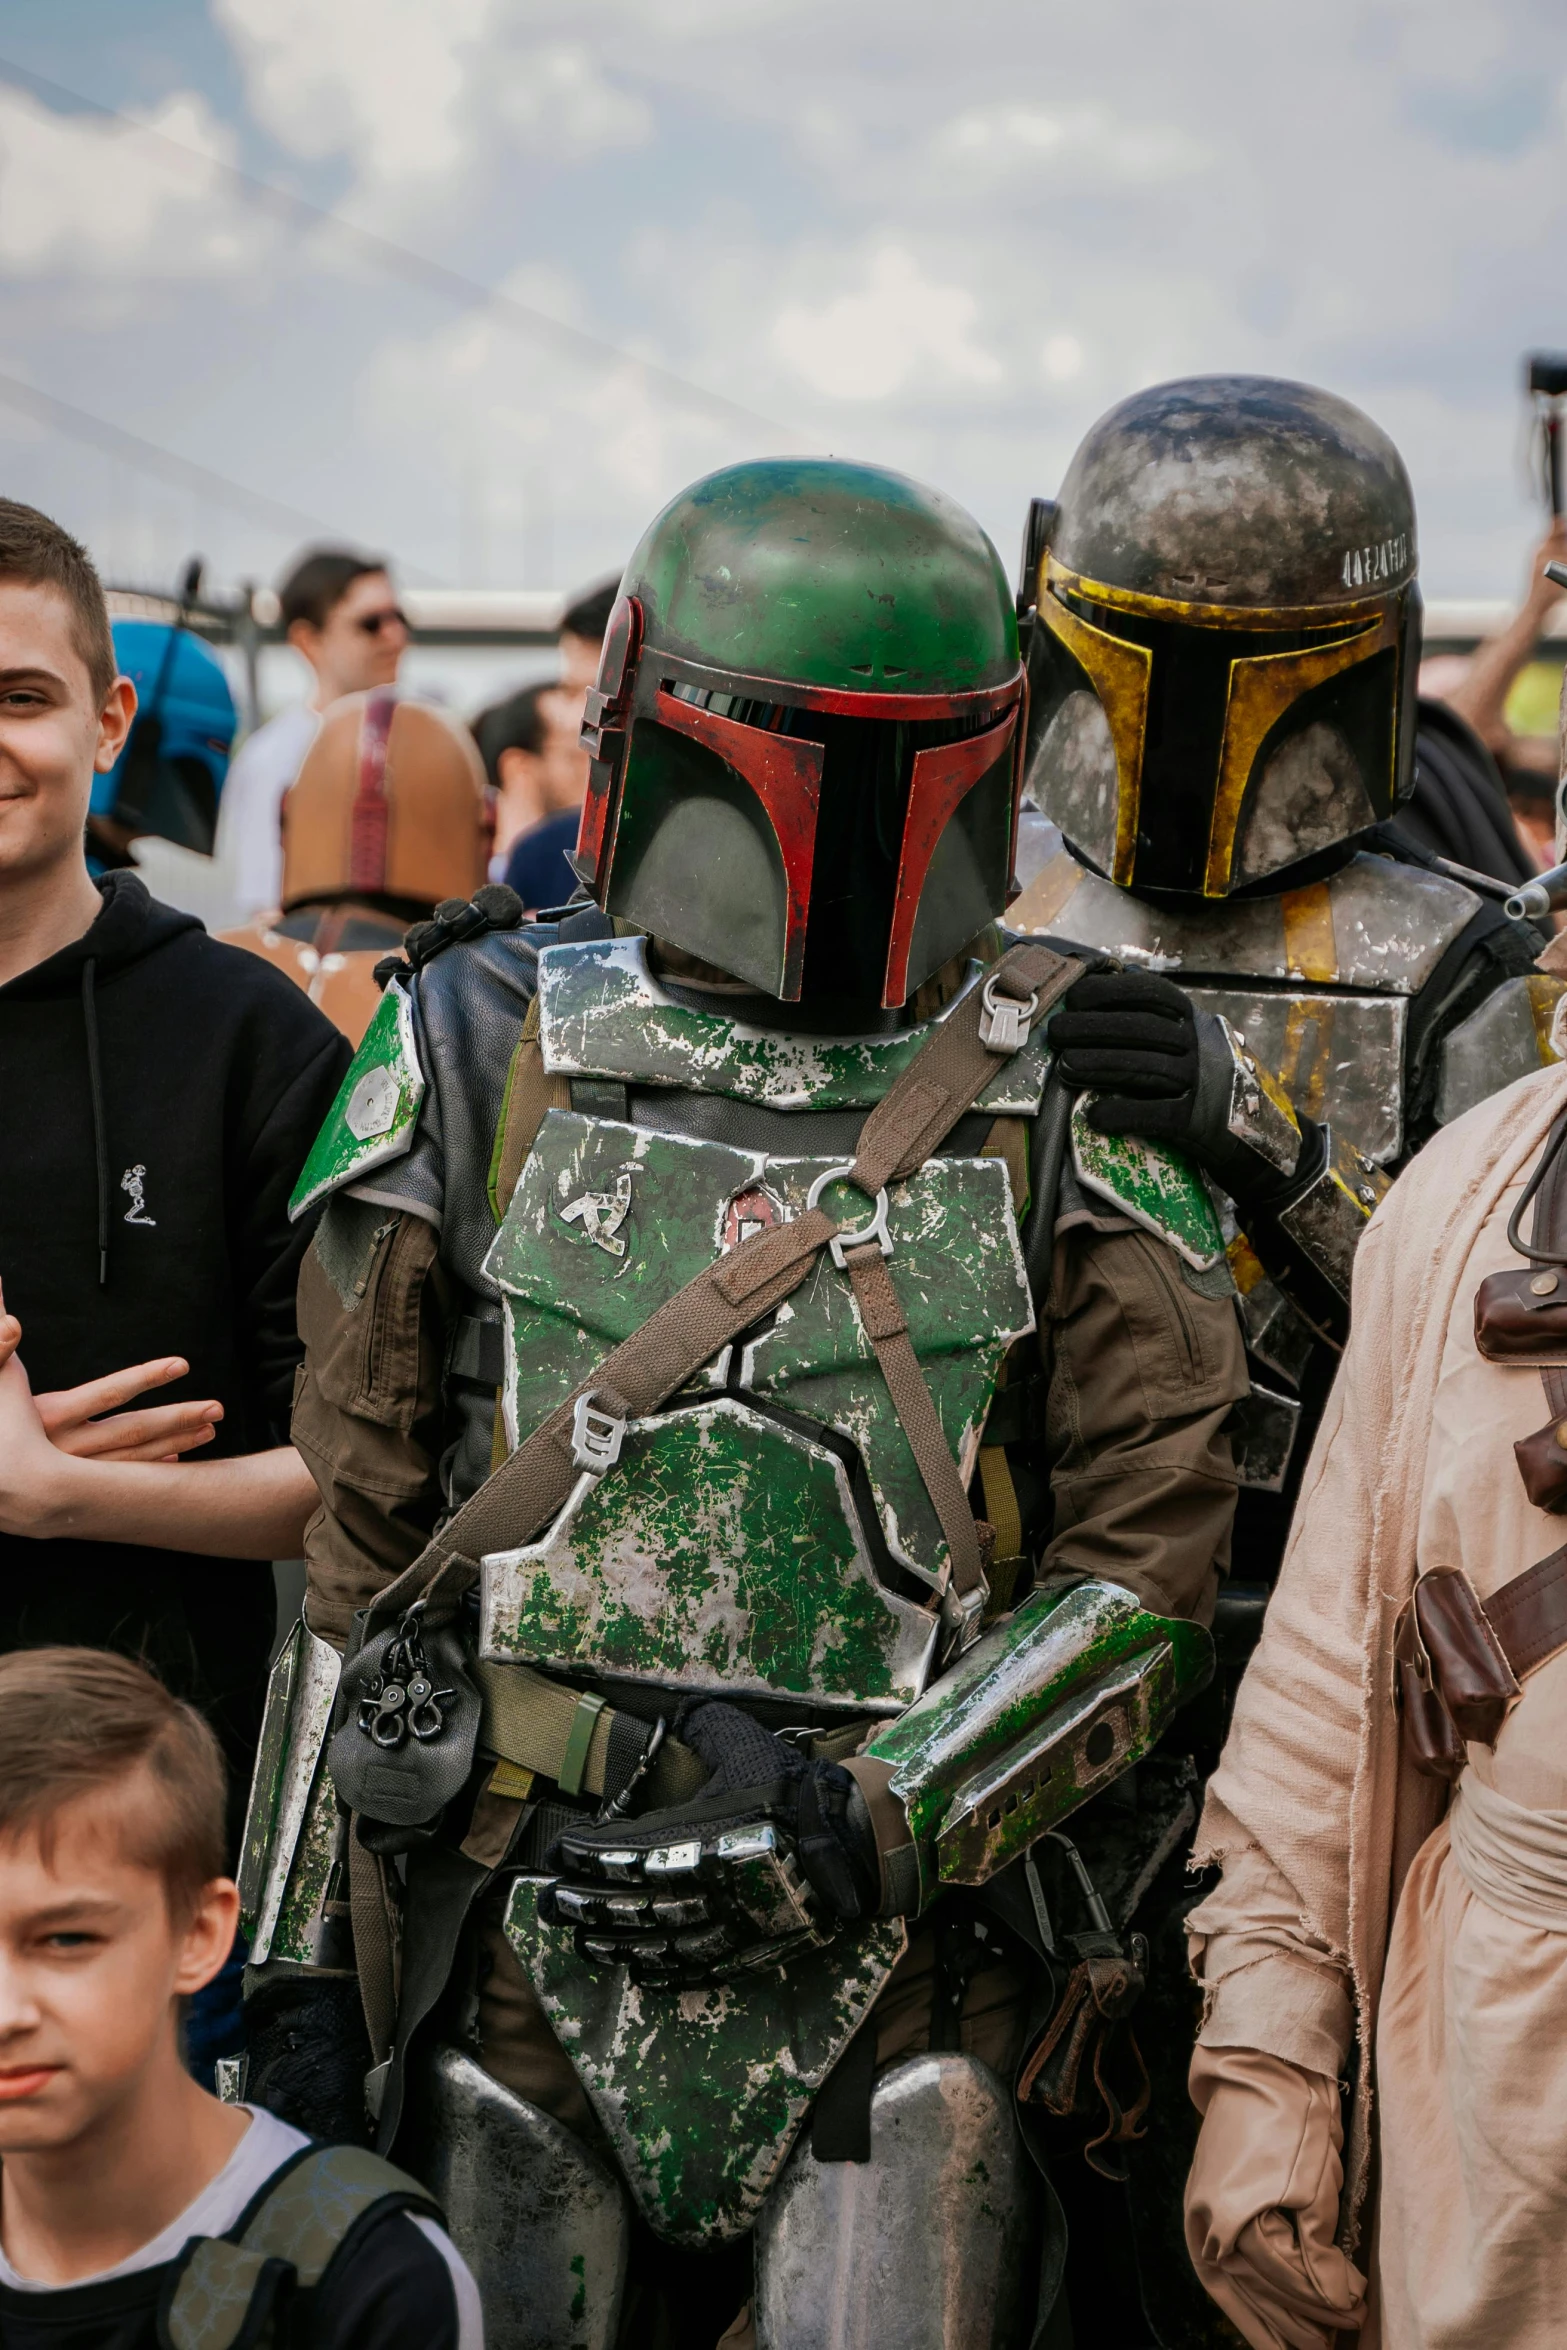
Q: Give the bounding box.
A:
[806,1161,892,1271]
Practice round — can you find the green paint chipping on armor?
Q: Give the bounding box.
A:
[537,936,1053,1113]
[236,1622,298,1936]
[624,458,1017,695]
[865,1579,1213,1895]
[482,1399,936,1708]
[268,1755,341,1966]
[1070,1097,1225,1270]
[504,1877,906,2245]
[289,981,424,1220]
[480,1111,1031,1702]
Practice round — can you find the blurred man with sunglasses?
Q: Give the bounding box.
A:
[220,549,409,922]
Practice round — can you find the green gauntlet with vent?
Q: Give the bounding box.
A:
[863,1577,1213,1911]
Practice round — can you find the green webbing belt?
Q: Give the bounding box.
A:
[473,1659,709,1807]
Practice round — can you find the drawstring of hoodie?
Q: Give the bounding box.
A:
[81,958,109,1286]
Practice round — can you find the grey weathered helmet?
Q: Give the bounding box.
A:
[1020,376,1421,900]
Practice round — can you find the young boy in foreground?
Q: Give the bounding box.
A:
[0,1648,481,2349]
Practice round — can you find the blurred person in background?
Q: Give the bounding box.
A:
[473,681,545,869]
[498,575,616,912]
[1418,518,1567,872]
[87,619,236,878]
[221,691,489,1044]
[219,549,409,921]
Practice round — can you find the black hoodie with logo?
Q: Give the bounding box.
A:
[0,873,351,1795]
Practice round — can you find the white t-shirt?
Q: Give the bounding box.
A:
[0,2105,481,2346]
[217,704,321,918]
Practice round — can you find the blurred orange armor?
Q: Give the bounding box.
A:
[221,690,490,1042]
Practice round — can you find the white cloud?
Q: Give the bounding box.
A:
[1041,333,1085,384]
[933,100,1210,185]
[0,86,262,277]
[494,46,652,156]
[770,245,1002,402]
[214,0,495,183]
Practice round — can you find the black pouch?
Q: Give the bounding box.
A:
[328,1599,481,1848]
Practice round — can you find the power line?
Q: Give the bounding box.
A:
[0,366,445,580]
[0,53,795,443]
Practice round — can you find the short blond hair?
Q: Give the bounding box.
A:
[0,1649,226,1916]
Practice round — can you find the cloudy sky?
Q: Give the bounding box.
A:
[2,0,1565,611]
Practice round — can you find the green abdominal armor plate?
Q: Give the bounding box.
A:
[480,1110,1034,1707]
[504,1876,907,2246]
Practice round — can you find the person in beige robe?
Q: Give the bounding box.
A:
[1181,1052,1567,2350]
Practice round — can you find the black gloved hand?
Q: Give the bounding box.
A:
[1051,968,1319,1210]
[1049,969,1200,1141]
[541,1700,881,1988]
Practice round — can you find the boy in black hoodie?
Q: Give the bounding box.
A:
[0,500,351,1811]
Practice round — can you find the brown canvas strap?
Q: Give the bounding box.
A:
[1483,1542,1567,1680]
[348,1834,400,2067]
[842,1243,987,1605]
[369,940,1083,1634]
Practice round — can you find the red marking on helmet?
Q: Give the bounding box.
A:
[577,597,643,884]
[349,690,397,895]
[659,662,1023,725]
[651,688,825,1000]
[881,709,1019,1006]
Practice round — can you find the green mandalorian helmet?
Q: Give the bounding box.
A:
[1019,376,1421,901]
[575,459,1023,1006]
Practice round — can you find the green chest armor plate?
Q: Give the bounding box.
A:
[481,1122,1034,1711]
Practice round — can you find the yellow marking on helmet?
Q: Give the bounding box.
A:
[1036,590,1150,885]
[1047,561,1402,632]
[1203,618,1391,896]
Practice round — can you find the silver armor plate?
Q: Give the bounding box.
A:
[1189,986,1404,1164]
[753,2053,1045,2350]
[238,1618,341,1967]
[1437,972,1563,1127]
[1011,830,1480,995]
[412,2044,629,2350]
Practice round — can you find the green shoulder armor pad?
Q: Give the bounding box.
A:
[289,979,425,1222]
[1070,1096,1225,1270]
[159,2144,440,2350]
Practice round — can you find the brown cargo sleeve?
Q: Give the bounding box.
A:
[1039,1223,1249,1623]
[291,1195,453,1647]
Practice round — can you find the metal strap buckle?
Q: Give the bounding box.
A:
[571,1390,626,1476]
[940,1574,988,1651]
[806,1162,893,1271]
[978,971,1039,1056]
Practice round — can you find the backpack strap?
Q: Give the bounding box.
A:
[157,2144,442,2350]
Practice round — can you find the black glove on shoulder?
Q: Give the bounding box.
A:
[1051,969,1322,1213]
